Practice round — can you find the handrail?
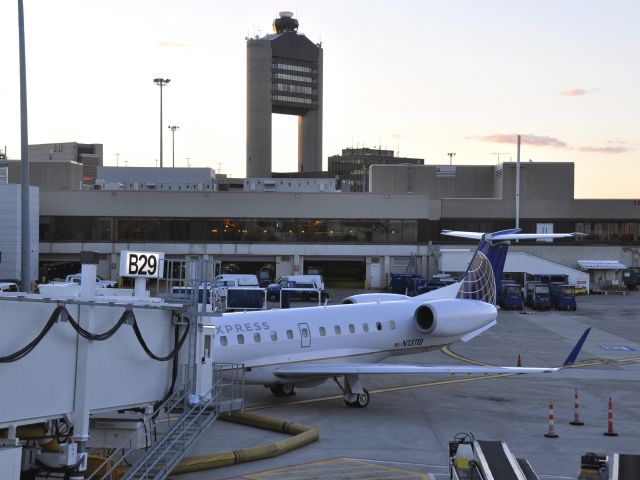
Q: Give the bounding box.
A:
[86,383,190,480]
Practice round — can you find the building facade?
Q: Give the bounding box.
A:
[246,12,323,177]
[35,161,640,288]
[28,142,103,187]
[329,148,424,192]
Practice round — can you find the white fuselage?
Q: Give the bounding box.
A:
[211,299,497,385]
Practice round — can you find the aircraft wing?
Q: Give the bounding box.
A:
[274,328,591,378]
[274,363,558,376]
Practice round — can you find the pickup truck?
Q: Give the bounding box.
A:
[65,274,117,288]
[266,280,328,302]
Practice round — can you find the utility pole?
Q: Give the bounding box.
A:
[153,78,171,167]
[18,0,31,292]
[168,125,179,167]
[447,152,456,165]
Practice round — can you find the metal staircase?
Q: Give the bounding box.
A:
[88,363,243,480]
[122,390,218,480]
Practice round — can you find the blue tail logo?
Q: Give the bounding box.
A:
[456,228,519,305]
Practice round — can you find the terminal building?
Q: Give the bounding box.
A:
[329,148,424,192]
[35,160,640,288]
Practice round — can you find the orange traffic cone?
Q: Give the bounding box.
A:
[603,395,618,436]
[569,388,584,426]
[544,401,559,438]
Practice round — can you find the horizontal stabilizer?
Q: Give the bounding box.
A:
[442,230,586,241]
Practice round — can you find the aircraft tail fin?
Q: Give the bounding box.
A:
[562,328,591,367]
[442,229,584,305]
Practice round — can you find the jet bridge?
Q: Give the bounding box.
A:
[0,252,244,480]
[449,435,540,480]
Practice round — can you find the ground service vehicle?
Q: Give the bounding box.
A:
[525,282,551,310]
[270,275,325,290]
[65,274,117,288]
[416,274,458,295]
[623,267,640,291]
[550,283,577,310]
[213,274,259,298]
[266,280,327,302]
[498,282,524,310]
[0,282,19,293]
[387,273,423,294]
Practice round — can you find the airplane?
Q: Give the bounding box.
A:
[212,229,590,408]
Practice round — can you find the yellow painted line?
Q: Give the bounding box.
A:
[242,457,431,480]
[440,345,491,366]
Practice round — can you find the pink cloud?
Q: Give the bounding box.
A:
[578,146,628,154]
[560,88,599,97]
[473,134,567,148]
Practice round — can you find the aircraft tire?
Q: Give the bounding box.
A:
[268,293,278,302]
[270,383,295,396]
[344,389,370,408]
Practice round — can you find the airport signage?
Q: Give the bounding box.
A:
[119,251,165,279]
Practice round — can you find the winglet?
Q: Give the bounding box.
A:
[562,328,591,367]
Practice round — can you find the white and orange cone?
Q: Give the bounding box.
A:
[569,388,584,426]
[544,401,559,438]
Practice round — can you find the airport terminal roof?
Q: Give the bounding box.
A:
[577,260,627,270]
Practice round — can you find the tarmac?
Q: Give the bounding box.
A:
[176,291,640,480]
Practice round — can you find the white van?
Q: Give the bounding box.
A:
[213,274,259,298]
[271,275,325,291]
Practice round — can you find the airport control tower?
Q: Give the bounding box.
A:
[246,12,323,177]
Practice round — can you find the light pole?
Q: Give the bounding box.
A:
[168,125,179,168]
[18,0,31,292]
[447,152,456,165]
[153,78,171,168]
[116,153,120,167]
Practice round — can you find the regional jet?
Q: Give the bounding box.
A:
[212,229,590,407]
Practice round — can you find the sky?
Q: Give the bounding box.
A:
[0,0,638,198]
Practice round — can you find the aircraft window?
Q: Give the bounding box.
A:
[287,329,294,340]
[237,334,245,344]
[301,328,309,338]
[376,321,382,331]
[362,323,369,333]
[334,325,341,335]
[254,333,261,343]
[220,336,228,346]
[271,331,278,341]
[389,320,396,330]
[348,324,355,333]
[319,326,326,336]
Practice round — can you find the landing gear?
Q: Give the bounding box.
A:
[269,383,296,396]
[334,374,371,408]
[344,389,370,408]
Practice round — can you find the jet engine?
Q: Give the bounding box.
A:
[414,299,496,337]
[341,293,410,304]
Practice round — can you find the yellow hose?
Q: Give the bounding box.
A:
[172,411,320,474]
